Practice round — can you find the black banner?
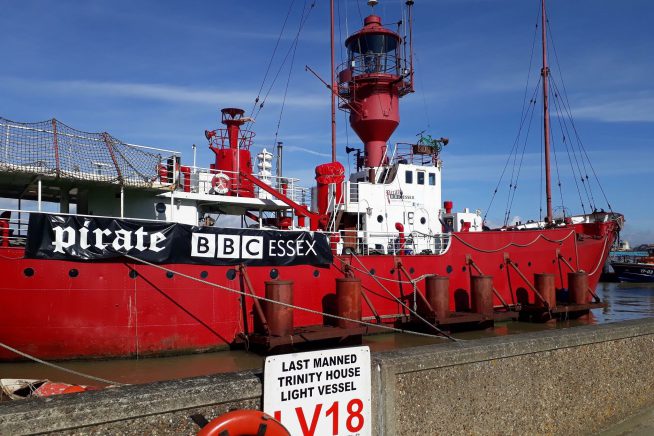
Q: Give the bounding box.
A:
[25,214,333,266]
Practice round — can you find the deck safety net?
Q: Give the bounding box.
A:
[0,118,176,188]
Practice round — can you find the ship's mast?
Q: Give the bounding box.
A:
[541,0,553,223]
[330,0,336,162]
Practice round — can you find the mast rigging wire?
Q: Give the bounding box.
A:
[487,2,614,225]
[501,16,542,226]
[356,0,363,23]
[245,0,316,134]
[545,23,594,212]
[550,113,566,218]
[545,17,611,213]
[554,104,597,210]
[247,0,297,121]
[337,0,351,158]
[483,11,540,224]
[503,83,540,226]
[549,77,589,213]
[273,0,308,147]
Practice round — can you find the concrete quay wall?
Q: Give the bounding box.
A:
[2,318,654,435]
[374,317,654,435]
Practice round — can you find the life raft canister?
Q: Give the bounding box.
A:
[197,410,290,436]
[211,172,230,194]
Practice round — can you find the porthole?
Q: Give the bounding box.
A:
[377,215,384,223]
[313,270,320,278]
[420,217,426,225]
[200,271,209,279]
[462,266,467,272]
[129,269,138,279]
[226,269,236,280]
[446,265,453,274]
[155,202,166,214]
[500,264,504,270]
[528,262,532,267]
[24,267,34,277]
[270,269,279,279]
[166,271,174,279]
[369,268,376,276]
[409,267,415,274]
[69,269,79,278]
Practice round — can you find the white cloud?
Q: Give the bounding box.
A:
[441,147,654,184]
[572,95,654,123]
[0,77,328,109]
[282,145,332,158]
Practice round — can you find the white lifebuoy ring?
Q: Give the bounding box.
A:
[211,173,230,194]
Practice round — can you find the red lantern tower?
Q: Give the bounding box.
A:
[337,14,413,172]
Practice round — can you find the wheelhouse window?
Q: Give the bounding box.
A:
[417,171,425,185]
[428,173,436,186]
[405,170,413,184]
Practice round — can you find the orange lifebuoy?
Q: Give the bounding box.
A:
[197,410,290,436]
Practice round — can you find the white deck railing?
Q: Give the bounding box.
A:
[179,167,312,205]
[1,209,452,256]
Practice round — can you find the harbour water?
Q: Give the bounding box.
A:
[1,282,653,391]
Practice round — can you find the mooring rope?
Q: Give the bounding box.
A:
[0,342,127,386]
[122,254,450,341]
[345,262,431,285]
[348,252,459,342]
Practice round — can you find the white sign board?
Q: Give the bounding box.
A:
[263,346,371,436]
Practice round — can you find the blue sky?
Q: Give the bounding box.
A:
[1,0,652,244]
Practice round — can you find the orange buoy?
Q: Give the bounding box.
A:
[197,410,290,436]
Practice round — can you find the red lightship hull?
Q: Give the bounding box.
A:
[0,221,616,361]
